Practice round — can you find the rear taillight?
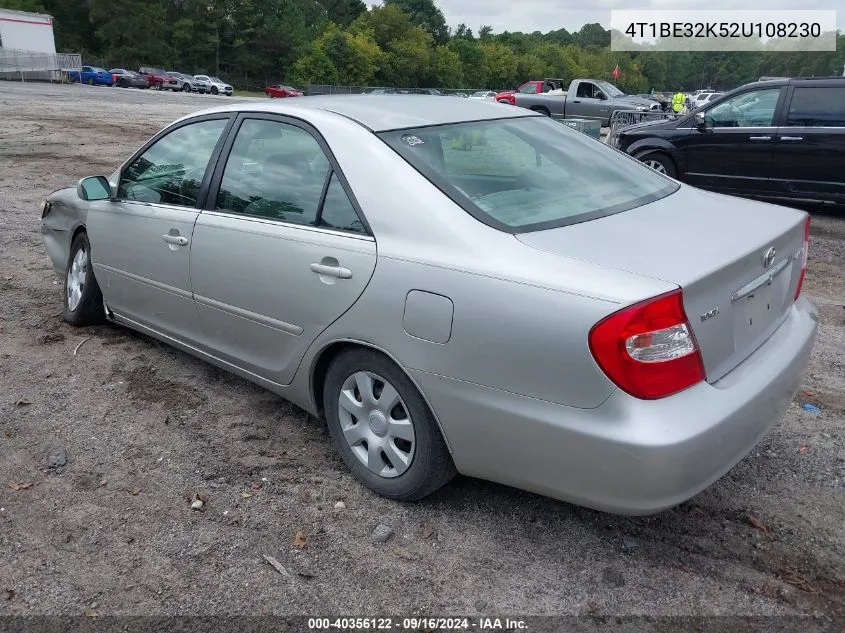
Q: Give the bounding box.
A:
[794,215,810,301]
[588,289,705,400]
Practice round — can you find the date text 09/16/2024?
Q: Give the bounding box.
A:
[307,617,528,630]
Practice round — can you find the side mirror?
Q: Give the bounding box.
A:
[77,176,112,201]
[694,111,707,128]
[597,91,607,101]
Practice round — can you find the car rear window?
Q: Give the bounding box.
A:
[787,87,845,127]
[378,116,678,232]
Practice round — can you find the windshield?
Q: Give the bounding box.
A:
[211,77,223,83]
[379,117,677,232]
[595,81,624,97]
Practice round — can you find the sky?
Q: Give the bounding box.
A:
[373,1,844,34]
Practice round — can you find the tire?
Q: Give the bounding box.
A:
[323,349,456,501]
[637,151,677,178]
[211,86,218,95]
[182,83,191,92]
[87,78,94,86]
[63,232,105,327]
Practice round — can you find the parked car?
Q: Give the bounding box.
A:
[512,79,662,126]
[691,91,724,109]
[265,84,303,98]
[138,67,170,90]
[365,88,397,95]
[616,76,845,206]
[408,88,443,96]
[194,75,233,96]
[162,72,191,92]
[41,96,816,515]
[468,90,497,101]
[67,66,114,87]
[188,74,212,94]
[109,69,149,89]
[495,78,566,104]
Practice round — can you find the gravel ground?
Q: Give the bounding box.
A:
[0,82,843,618]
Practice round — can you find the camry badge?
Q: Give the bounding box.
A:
[762,247,777,269]
[700,307,719,322]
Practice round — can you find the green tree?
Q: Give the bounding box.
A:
[429,44,463,87]
[384,0,448,44]
[318,23,380,85]
[318,0,366,28]
[449,37,485,86]
[289,48,338,85]
[481,41,517,89]
[88,0,171,68]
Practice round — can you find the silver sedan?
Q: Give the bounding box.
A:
[40,96,817,514]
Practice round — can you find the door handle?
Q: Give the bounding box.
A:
[572,100,581,103]
[749,136,772,141]
[161,234,188,246]
[310,263,352,279]
[780,136,803,141]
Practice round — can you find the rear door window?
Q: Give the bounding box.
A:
[786,87,845,127]
[214,118,367,234]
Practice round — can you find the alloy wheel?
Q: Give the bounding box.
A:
[66,247,87,311]
[644,159,667,174]
[337,371,416,478]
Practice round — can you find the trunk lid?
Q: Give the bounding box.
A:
[517,185,808,382]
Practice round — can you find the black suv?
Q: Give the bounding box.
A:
[616,77,845,207]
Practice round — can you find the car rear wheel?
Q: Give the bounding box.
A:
[210,86,218,95]
[87,78,94,86]
[182,83,191,92]
[638,151,677,178]
[64,232,105,327]
[323,348,456,501]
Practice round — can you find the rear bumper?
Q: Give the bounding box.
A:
[411,297,818,515]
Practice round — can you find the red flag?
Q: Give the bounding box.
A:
[612,64,620,80]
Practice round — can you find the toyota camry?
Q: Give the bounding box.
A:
[40,96,817,514]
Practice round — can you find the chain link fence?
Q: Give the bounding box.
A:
[0,48,82,81]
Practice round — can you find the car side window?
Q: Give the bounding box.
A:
[215,119,330,226]
[787,87,845,127]
[518,83,536,94]
[118,118,228,206]
[576,83,596,99]
[705,88,780,128]
[319,173,365,234]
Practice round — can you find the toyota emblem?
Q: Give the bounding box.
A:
[762,247,777,268]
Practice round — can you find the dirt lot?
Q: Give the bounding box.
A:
[0,82,843,618]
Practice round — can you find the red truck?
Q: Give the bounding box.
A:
[495,78,566,105]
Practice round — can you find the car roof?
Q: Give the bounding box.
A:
[193,95,539,132]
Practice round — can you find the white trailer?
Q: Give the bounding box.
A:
[0,9,56,54]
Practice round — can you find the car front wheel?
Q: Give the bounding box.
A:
[210,86,218,95]
[323,349,456,501]
[638,151,677,178]
[64,232,105,326]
